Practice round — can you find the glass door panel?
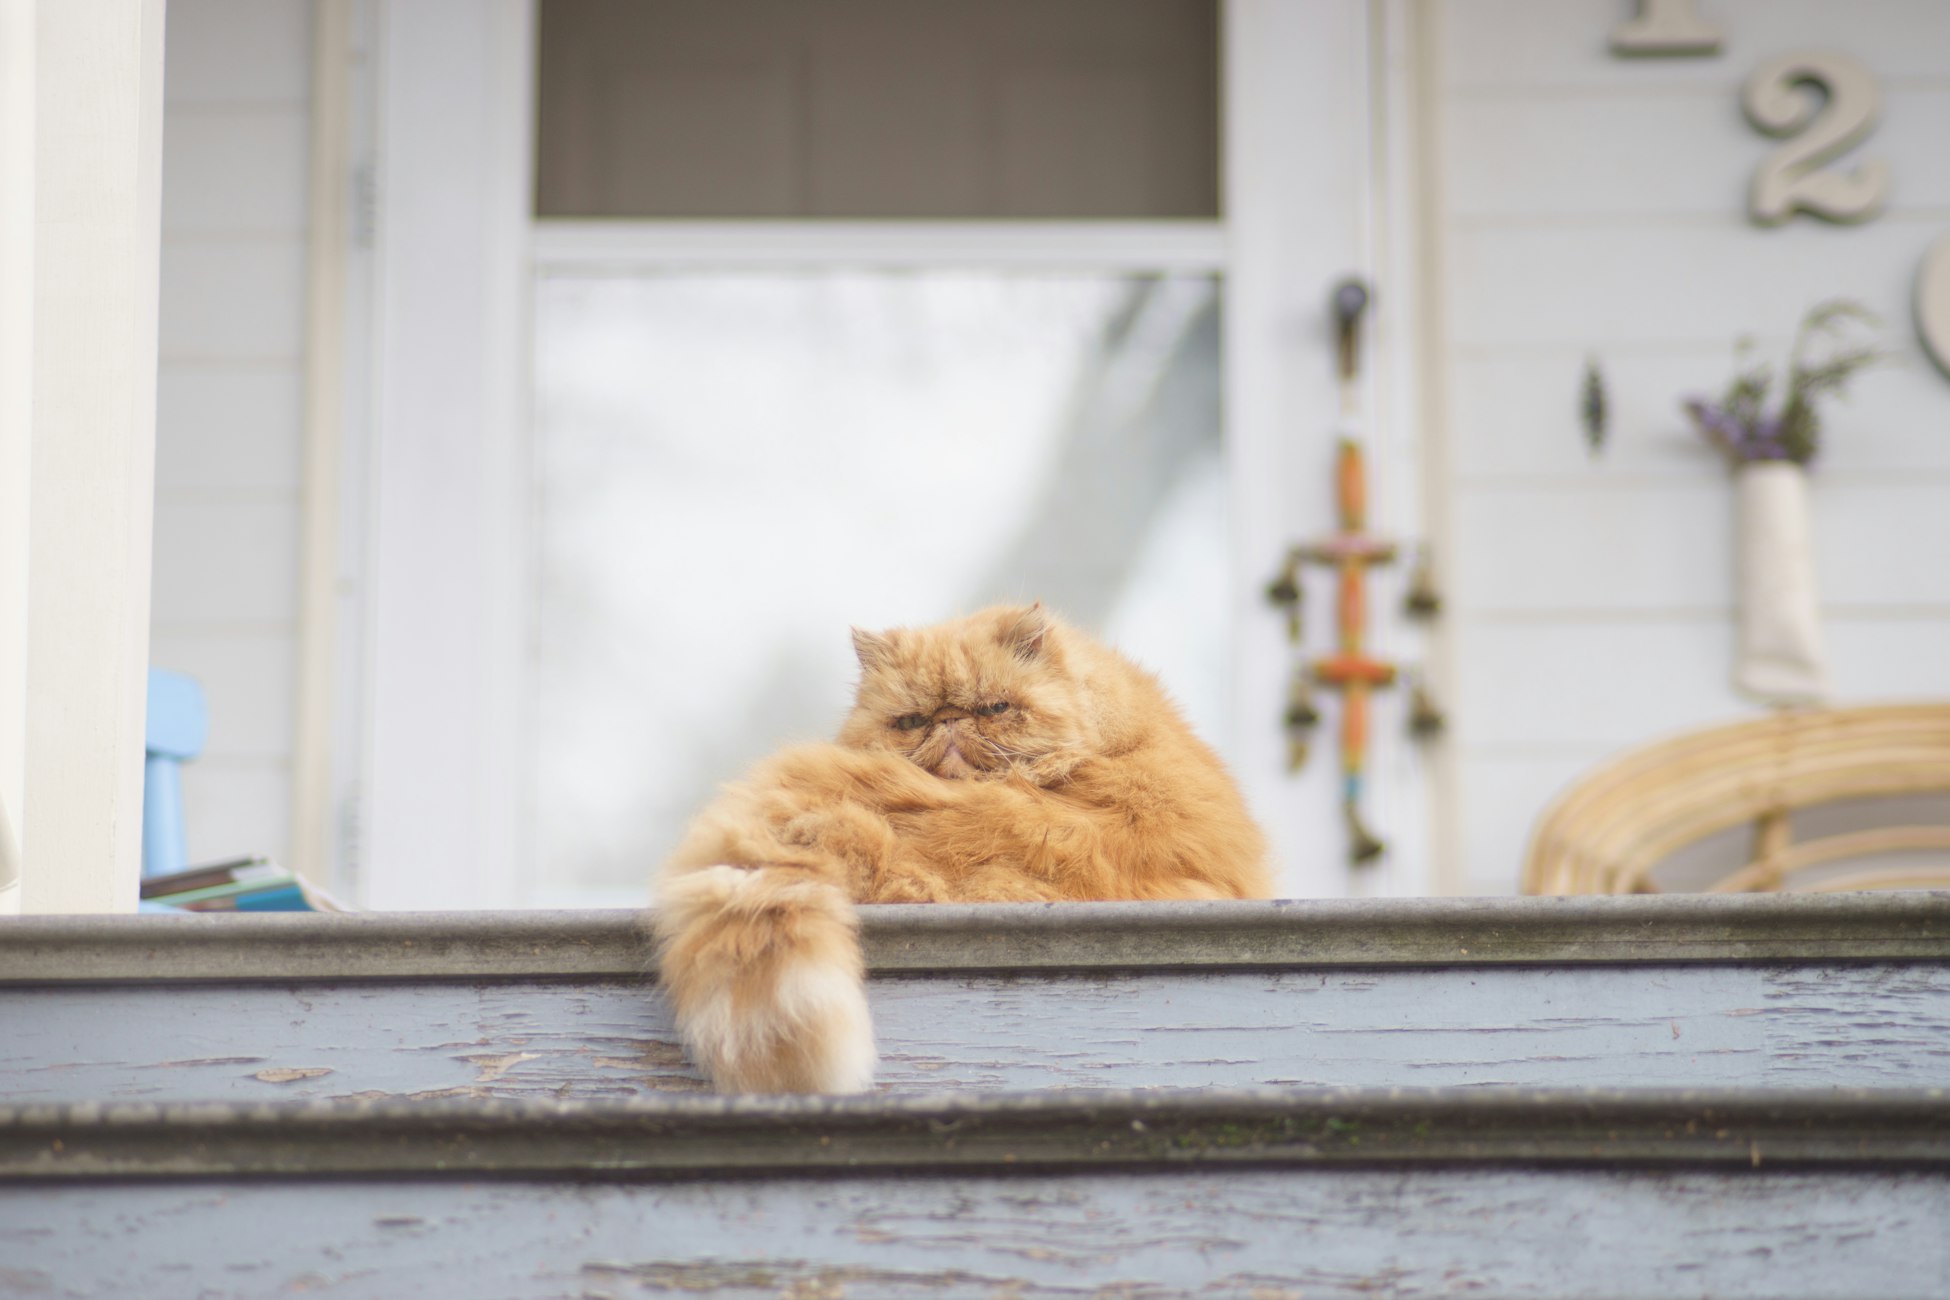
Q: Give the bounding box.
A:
[531,270,1224,902]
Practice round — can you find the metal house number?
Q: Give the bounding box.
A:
[1743,51,1890,225]
[1607,7,1944,381]
[1610,0,1722,56]
[1920,234,1950,378]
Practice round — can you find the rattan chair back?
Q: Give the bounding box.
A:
[1523,703,1950,894]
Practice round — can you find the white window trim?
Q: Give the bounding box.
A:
[532,220,1228,273]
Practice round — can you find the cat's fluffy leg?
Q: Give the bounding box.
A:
[653,863,875,1094]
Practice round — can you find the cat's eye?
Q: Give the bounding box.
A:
[980,701,1011,716]
[893,714,929,731]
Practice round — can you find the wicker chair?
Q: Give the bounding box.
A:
[1523,703,1950,895]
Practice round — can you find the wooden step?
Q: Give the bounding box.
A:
[3,1088,1948,1297]
[5,894,1948,1297]
[5,894,1949,1101]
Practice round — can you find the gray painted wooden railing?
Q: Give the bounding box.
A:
[4,894,1949,1298]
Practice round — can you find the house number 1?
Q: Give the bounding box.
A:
[1610,0,1722,56]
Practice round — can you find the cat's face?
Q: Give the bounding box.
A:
[838,605,1087,784]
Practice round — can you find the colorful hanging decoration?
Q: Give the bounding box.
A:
[1266,278,1444,867]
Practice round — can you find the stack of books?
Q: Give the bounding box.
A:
[139,857,347,912]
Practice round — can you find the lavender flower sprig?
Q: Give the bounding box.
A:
[1683,300,1887,468]
[1683,401,1795,463]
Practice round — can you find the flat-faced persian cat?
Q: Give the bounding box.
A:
[654,603,1273,1094]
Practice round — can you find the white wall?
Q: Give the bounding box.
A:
[142,0,1950,895]
[1434,0,1950,893]
[149,0,313,867]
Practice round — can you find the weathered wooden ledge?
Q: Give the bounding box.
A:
[4,1088,1947,1181]
[3,892,1949,984]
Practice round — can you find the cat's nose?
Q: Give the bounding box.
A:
[932,706,972,724]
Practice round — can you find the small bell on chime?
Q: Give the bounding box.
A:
[1344,799,1386,865]
[1265,556,1304,643]
[1403,546,1441,619]
[1408,672,1447,738]
[1284,669,1319,772]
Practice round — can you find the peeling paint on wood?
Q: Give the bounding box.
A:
[251,1067,333,1084]
[3,1169,1946,1298]
[8,964,1949,1101]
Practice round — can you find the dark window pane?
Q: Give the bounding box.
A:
[536,0,1220,219]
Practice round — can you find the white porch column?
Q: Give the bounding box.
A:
[19,0,168,913]
[0,0,34,914]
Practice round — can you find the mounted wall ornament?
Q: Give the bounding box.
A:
[1684,302,1887,705]
[1609,0,1722,57]
[1919,232,1950,380]
[1580,357,1610,456]
[1743,51,1889,226]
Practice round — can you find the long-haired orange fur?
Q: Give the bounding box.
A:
[654,603,1272,1093]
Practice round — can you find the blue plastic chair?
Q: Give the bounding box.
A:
[142,667,208,881]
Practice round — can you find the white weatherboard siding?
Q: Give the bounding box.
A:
[148,0,313,870]
[140,0,1950,901]
[1437,0,1950,894]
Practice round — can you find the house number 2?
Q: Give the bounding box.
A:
[1743,51,1890,225]
[1608,9,1946,383]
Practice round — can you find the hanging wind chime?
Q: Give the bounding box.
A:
[1266,279,1444,866]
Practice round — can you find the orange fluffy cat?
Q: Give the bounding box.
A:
[653,603,1272,1094]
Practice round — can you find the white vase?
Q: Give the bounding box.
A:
[1733,461,1829,704]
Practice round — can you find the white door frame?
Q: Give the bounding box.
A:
[339,0,1440,907]
[1224,0,1439,898]
[349,0,535,910]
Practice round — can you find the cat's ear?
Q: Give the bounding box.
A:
[1000,603,1050,661]
[851,627,896,672]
